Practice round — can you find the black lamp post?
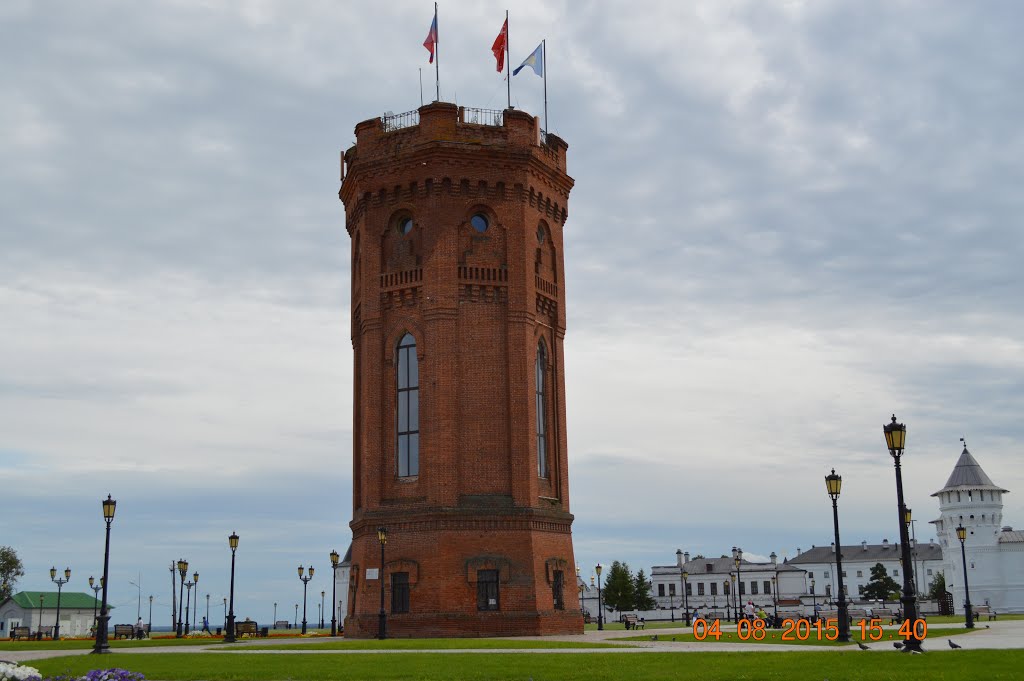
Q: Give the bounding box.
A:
[330,549,340,636]
[733,547,743,620]
[956,526,974,629]
[184,573,197,635]
[294,603,298,628]
[884,415,922,652]
[669,589,674,622]
[377,526,388,640]
[723,580,731,622]
[274,602,278,629]
[148,595,153,638]
[225,532,239,642]
[298,564,314,634]
[176,559,188,637]
[191,572,199,632]
[223,598,227,630]
[49,566,70,640]
[320,591,325,629]
[729,574,736,622]
[89,576,100,635]
[595,563,604,631]
[39,594,44,637]
[810,579,817,619]
[771,576,778,625]
[91,494,116,654]
[682,570,690,626]
[825,468,851,642]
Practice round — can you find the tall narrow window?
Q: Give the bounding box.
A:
[397,333,419,477]
[391,572,410,614]
[536,342,549,478]
[477,570,500,611]
[552,570,565,610]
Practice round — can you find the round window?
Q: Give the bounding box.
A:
[471,214,489,233]
[399,217,413,235]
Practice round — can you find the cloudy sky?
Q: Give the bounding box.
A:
[3,0,1022,626]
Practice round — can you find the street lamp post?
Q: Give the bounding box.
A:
[321,590,325,629]
[192,572,199,632]
[733,548,743,620]
[825,468,851,642]
[771,576,778,626]
[148,595,153,638]
[184,574,197,635]
[225,532,239,642]
[722,580,730,622]
[298,565,314,635]
[377,527,388,640]
[682,570,690,627]
[595,563,604,631]
[176,559,188,638]
[884,415,923,652]
[729,574,736,622]
[49,567,70,640]
[956,526,975,629]
[89,576,101,635]
[274,602,278,629]
[810,579,817,620]
[669,590,674,622]
[223,598,227,630]
[294,603,298,629]
[38,594,44,637]
[205,594,209,630]
[330,549,340,636]
[91,494,116,654]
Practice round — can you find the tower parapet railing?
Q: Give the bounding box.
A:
[382,109,419,132]
[461,107,503,127]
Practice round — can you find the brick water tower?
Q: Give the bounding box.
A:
[338,102,580,637]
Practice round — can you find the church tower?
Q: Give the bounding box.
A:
[338,102,581,637]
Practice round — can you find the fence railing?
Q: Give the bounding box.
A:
[382,109,419,132]
[462,107,503,127]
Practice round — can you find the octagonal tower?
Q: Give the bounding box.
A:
[338,102,580,637]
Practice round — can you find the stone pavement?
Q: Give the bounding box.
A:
[3,619,1022,665]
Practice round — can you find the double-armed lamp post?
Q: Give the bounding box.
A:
[91,495,116,654]
[298,565,314,635]
[50,566,71,640]
[884,415,922,653]
[825,468,851,642]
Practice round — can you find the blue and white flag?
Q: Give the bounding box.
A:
[513,42,543,77]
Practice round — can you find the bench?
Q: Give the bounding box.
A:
[112,624,136,639]
[11,627,33,640]
[974,606,996,620]
[622,614,644,630]
[234,621,266,638]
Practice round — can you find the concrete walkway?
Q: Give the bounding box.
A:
[3,620,1021,665]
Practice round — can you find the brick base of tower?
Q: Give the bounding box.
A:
[344,510,584,638]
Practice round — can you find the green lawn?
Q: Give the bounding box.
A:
[245,638,625,650]
[26,650,1024,681]
[0,637,226,651]
[613,625,977,647]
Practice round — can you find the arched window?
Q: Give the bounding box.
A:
[397,333,419,477]
[536,341,549,479]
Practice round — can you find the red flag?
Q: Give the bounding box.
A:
[424,11,438,64]
[491,18,507,72]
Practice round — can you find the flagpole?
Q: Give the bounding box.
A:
[505,10,511,109]
[542,39,548,134]
[419,68,423,107]
[434,2,440,102]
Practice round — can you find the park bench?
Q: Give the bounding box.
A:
[622,614,644,630]
[974,606,996,620]
[112,624,135,639]
[234,621,266,638]
[11,627,32,640]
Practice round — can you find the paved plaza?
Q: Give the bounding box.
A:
[4,619,1023,665]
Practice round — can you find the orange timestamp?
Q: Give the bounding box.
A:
[691,617,928,642]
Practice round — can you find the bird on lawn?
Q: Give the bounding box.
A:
[856,641,870,650]
[949,640,962,649]
[650,634,659,641]
[893,641,904,650]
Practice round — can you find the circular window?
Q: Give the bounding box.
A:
[470,214,489,233]
[536,225,546,244]
[398,217,413,235]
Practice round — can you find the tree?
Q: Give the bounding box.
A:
[632,569,657,611]
[926,572,946,600]
[600,561,636,613]
[861,563,901,601]
[1,546,25,601]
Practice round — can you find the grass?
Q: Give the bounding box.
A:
[245,638,625,650]
[27,649,1024,680]
[0,637,225,651]
[613,624,978,646]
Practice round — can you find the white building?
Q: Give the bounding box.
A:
[0,591,104,638]
[931,443,1024,614]
[785,540,943,603]
[334,544,352,630]
[651,549,806,618]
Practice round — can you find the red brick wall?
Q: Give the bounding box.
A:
[339,102,581,637]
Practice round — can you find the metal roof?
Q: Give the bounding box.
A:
[5,591,106,610]
[998,530,1024,544]
[786,542,942,564]
[932,447,1008,495]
